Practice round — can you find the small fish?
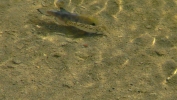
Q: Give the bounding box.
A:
[47,10,97,26]
[47,10,107,34]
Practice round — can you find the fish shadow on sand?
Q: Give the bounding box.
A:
[28,17,105,38]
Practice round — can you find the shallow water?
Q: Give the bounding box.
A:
[0,0,177,99]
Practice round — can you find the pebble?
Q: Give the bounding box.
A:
[12,59,21,64]
[146,25,152,29]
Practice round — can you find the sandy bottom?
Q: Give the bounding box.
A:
[0,0,177,99]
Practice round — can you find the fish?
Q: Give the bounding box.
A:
[47,10,97,26]
[47,10,107,34]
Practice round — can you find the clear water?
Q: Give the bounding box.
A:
[0,0,177,99]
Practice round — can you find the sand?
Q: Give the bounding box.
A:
[0,0,177,99]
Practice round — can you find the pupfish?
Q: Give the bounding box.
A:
[47,10,97,26]
[47,10,108,34]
